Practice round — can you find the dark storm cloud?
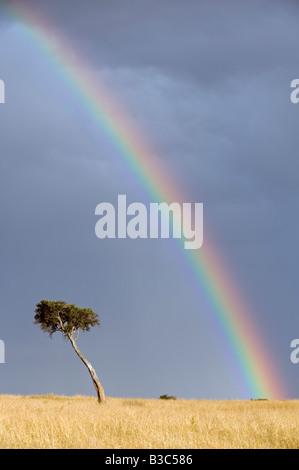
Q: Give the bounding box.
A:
[1,0,299,399]
[14,0,298,209]
[7,0,298,85]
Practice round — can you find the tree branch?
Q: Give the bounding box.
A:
[57,315,64,330]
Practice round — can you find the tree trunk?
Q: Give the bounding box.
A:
[68,334,106,404]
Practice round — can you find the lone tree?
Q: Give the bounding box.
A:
[34,300,105,404]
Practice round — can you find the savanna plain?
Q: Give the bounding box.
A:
[0,395,298,449]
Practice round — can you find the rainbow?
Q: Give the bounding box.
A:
[4,1,287,398]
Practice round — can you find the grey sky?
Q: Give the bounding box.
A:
[0,0,299,399]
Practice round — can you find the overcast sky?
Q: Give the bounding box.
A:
[0,0,299,400]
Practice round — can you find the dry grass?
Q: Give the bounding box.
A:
[0,395,298,449]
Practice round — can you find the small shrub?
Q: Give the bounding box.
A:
[250,398,269,401]
[159,394,177,400]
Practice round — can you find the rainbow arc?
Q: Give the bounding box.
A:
[3,0,287,399]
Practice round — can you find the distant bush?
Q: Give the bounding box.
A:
[159,394,177,400]
[250,398,269,401]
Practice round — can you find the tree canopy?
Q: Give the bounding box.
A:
[34,300,100,338]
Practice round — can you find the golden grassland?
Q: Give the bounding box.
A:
[0,394,298,449]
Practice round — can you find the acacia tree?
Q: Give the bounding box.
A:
[34,300,106,404]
